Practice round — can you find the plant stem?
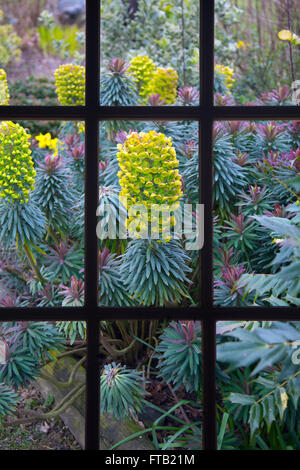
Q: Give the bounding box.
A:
[180,0,186,86]
[48,224,60,245]
[287,0,295,83]
[255,369,300,406]
[39,356,86,388]
[22,243,44,284]
[4,384,85,427]
[167,383,191,425]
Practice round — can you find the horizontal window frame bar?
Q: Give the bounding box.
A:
[0,306,298,321]
[0,105,298,121]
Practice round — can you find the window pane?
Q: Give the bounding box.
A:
[0,1,85,106]
[100,320,202,450]
[213,120,300,307]
[98,120,201,307]
[100,0,200,106]
[0,320,86,450]
[216,321,300,450]
[214,0,299,106]
[0,120,85,308]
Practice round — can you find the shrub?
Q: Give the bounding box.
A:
[54,64,85,105]
[0,69,9,104]
[147,66,178,104]
[100,57,138,107]
[120,238,192,306]
[215,64,235,92]
[156,321,202,392]
[9,76,59,135]
[0,10,21,67]
[0,383,19,417]
[128,55,156,101]
[38,24,82,57]
[0,121,35,203]
[100,362,147,419]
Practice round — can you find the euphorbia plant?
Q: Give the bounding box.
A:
[54,64,85,105]
[100,362,148,419]
[0,68,9,105]
[0,121,46,282]
[35,153,75,233]
[117,130,183,239]
[156,321,202,393]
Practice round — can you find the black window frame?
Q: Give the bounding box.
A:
[0,0,299,451]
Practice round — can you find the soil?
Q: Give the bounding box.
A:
[0,383,81,450]
[6,46,68,85]
[145,378,203,446]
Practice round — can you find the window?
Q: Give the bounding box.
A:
[0,0,299,451]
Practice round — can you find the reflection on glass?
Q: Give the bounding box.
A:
[100,0,200,106]
[100,320,202,450]
[0,120,85,308]
[214,0,299,105]
[217,321,300,450]
[98,120,201,307]
[0,321,86,450]
[213,120,300,307]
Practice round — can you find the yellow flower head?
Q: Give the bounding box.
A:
[54,64,85,106]
[278,30,300,45]
[147,67,178,104]
[117,131,182,239]
[215,64,235,91]
[0,69,9,105]
[77,122,85,134]
[278,30,293,41]
[237,40,249,50]
[0,121,35,203]
[128,55,156,101]
[36,132,60,156]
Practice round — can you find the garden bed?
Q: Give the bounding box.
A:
[0,382,80,450]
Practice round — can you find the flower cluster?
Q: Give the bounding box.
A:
[36,132,59,155]
[0,69,9,105]
[117,130,182,239]
[0,121,36,203]
[54,64,85,106]
[236,40,249,49]
[77,121,85,134]
[278,30,300,45]
[215,64,235,91]
[128,56,178,104]
[147,67,178,104]
[128,55,155,100]
[0,18,21,67]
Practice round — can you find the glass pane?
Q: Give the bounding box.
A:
[98,120,201,307]
[0,120,85,308]
[0,320,86,449]
[100,0,200,106]
[214,0,299,105]
[100,320,202,450]
[217,321,300,450]
[0,1,85,106]
[213,119,300,307]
